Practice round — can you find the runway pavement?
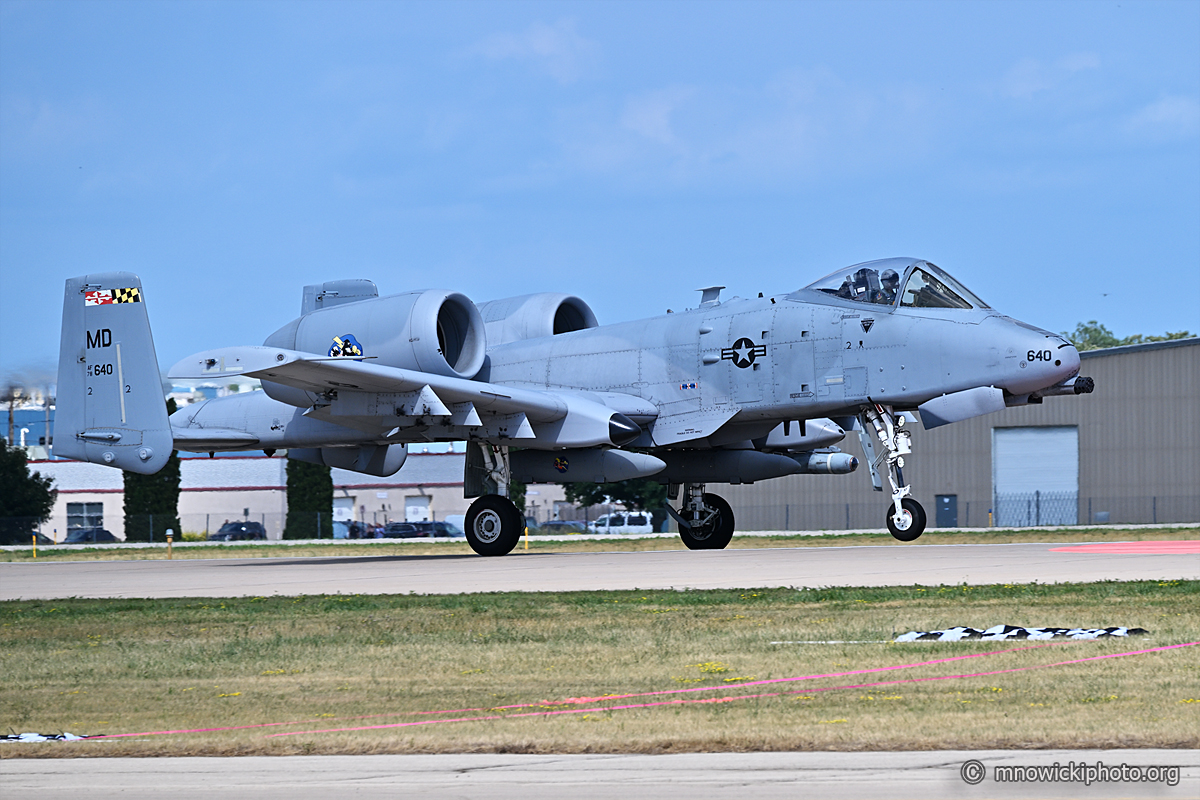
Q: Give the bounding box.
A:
[2,541,1196,600]
[3,751,1197,799]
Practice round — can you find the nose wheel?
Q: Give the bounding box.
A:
[885,497,926,542]
[857,403,927,541]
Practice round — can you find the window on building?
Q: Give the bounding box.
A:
[67,502,104,530]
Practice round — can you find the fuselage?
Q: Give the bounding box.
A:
[483,277,1080,432]
[170,258,1081,451]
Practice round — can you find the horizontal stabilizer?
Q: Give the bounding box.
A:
[172,428,261,450]
[918,386,1006,429]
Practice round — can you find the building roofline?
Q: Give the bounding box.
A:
[1079,336,1198,359]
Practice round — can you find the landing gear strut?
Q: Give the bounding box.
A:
[857,403,927,541]
[666,484,735,550]
[463,443,523,556]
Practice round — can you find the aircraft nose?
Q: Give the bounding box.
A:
[1057,341,1081,378]
[1001,323,1081,395]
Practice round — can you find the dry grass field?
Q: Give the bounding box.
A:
[2,525,1196,562]
[3,581,1197,757]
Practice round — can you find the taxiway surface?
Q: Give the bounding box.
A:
[2,541,1196,600]
[4,751,1197,799]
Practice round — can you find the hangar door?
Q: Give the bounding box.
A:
[992,426,1078,526]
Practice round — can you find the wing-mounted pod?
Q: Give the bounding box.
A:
[288,443,408,477]
[475,293,599,346]
[262,289,487,408]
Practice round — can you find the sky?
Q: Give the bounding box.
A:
[2,0,1198,389]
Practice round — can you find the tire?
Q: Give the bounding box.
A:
[465,495,523,556]
[677,493,736,550]
[886,497,926,542]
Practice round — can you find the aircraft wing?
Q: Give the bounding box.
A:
[169,346,650,448]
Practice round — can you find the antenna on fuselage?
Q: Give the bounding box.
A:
[697,286,725,307]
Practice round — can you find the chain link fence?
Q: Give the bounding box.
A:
[993,492,1078,527]
[4,494,1197,542]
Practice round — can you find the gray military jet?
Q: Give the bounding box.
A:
[55,258,1092,555]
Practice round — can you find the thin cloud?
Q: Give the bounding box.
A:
[553,68,935,190]
[470,19,600,85]
[1000,53,1101,99]
[1125,95,1200,141]
[619,86,696,145]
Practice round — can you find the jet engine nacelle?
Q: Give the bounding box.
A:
[476,293,599,346]
[262,289,487,407]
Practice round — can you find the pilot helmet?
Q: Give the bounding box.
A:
[881,269,899,288]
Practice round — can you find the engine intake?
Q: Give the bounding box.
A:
[475,293,599,346]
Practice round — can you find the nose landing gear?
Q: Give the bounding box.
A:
[857,403,927,541]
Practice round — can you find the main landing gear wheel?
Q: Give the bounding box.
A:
[465,494,524,556]
[678,493,735,551]
[886,497,926,542]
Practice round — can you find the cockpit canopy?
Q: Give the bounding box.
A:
[802,258,989,310]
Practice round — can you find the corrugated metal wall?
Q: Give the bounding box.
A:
[722,339,1199,528]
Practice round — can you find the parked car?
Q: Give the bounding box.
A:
[63,528,120,544]
[208,521,267,541]
[411,521,464,538]
[534,520,587,535]
[381,522,423,538]
[0,530,54,546]
[587,512,653,535]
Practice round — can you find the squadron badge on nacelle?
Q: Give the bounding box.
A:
[329,334,364,358]
[721,337,767,368]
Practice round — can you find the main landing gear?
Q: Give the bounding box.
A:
[465,494,524,556]
[857,403,927,542]
[666,484,735,550]
[464,443,524,556]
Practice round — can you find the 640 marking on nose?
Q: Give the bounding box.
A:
[1027,349,1053,362]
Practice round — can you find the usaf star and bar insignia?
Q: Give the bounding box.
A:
[721,337,767,369]
[85,287,141,306]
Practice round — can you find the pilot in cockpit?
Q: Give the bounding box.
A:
[880,269,900,303]
[834,266,902,305]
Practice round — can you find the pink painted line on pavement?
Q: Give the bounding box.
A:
[1050,540,1200,554]
[267,642,1197,737]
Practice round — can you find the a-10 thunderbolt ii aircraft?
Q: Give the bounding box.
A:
[55,258,1093,555]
